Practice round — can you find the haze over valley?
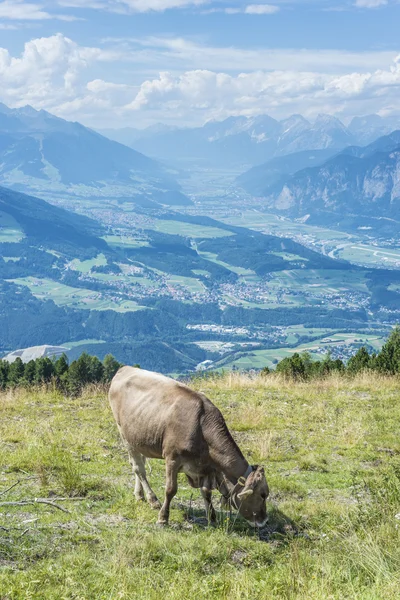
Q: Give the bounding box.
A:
[1,102,399,373]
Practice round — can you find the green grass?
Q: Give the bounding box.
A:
[0,211,24,243]
[69,254,107,274]
[197,250,256,275]
[8,277,144,312]
[154,219,233,239]
[62,339,106,349]
[167,274,206,294]
[102,235,150,249]
[221,333,386,370]
[337,245,400,268]
[1,374,400,598]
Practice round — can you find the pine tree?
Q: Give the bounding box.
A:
[103,354,122,382]
[88,356,104,383]
[376,326,400,374]
[0,360,9,390]
[8,358,25,386]
[35,357,55,384]
[66,353,91,395]
[24,360,36,384]
[276,353,306,380]
[54,354,69,379]
[347,347,372,374]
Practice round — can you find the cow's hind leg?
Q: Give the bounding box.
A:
[129,450,161,509]
[134,471,145,502]
[201,486,217,525]
[157,456,181,526]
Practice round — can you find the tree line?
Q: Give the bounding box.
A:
[0,353,124,395]
[1,327,399,392]
[269,326,400,380]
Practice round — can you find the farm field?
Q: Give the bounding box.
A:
[219,333,386,370]
[197,250,256,275]
[69,254,107,273]
[269,269,368,294]
[7,277,144,312]
[0,211,24,243]
[62,339,106,349]
[154,219,233,239]
[188,207,398,270]
[215,210,352,242]
[335,244,400,268]
[1,375,399,599]
[101,235,150,249]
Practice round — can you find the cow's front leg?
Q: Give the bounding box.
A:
[157,457,180,526]
[201,486,217,525]
[129,450,161,509]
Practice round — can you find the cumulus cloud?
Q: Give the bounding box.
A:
[1,33,400,127]
[0,33,121,112]
[58,0,209,12]
[354,0,388,7]
[245,4,280,14]
[0,0,79,20]
[205,3,279,14]
[125,57,400,124]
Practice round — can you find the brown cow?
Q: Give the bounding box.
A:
[109,366,269,527]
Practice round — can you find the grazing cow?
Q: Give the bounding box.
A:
[109,366,269,527]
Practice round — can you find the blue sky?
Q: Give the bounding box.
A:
[0,0,399,128]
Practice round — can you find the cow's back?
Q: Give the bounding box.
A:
[109,367,208,459]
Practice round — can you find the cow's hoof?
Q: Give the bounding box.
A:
[135,495,145,502]
[156,520,168,527]
[150,500,162,510]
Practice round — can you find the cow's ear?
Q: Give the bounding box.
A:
[257,467,265,477]
[237,488,254,500]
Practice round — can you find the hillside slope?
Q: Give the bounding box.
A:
[0,185,107,252]
[0,104,189,205]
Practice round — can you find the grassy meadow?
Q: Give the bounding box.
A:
[1,373,400,599]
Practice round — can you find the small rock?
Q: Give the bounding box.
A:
[231,550,247,565]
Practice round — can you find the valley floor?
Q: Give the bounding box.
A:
[1,374,400,599]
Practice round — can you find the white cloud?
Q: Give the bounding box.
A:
[1,33,400,128]
[0,0,80,21]
[58,0,209,12]
[204,3,280,14]
[245,4,280,14]
[0,33,120,111]
[125,56,400,125]
[125,36,397,73]
[354,0,388,7]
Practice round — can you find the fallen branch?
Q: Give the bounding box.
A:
[19,528,30,538]
[0,480,22,497]
[36,497,87,502]
[0,499,70,513]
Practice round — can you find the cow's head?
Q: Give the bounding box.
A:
[232,466,269,528]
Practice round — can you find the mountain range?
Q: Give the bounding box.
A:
[0,103,190,206]
[100,113,400,168]
[250,131,400,223]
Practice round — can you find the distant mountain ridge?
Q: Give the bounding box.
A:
[0,104,191,206]
[100,112,400,167]
[257,131,400,221]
